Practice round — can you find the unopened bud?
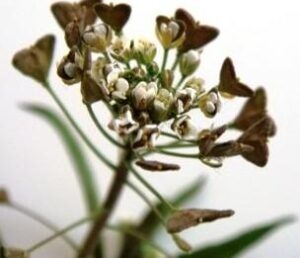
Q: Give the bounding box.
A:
[135,160,180,171]
[180,50,200,77]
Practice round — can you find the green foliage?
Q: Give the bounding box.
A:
[178,216,295,258]
[23,104,99,213]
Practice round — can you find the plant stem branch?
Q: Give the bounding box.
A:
[156,149,199,159]
[128,165,176,212]
[174,75,186,90]
[161,49,169,73]
[9,202,78,251]
[171,53,181,72]
[77,148,133,258]
[86,104,125,149]
[46,84,115,170]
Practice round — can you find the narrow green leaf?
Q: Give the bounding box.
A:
[22,104,99,213]
[178,216,295,258]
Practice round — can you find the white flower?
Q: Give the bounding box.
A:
[180,50,201,76]
[108,107,139,136]
[175,88,197,114]
[132,124,160,150]
[132,81,158,110]
[160,21,180,40]
[111,78,130,100]
[82,23,112,52]
[171,115,197,139]
[199,89,221,118]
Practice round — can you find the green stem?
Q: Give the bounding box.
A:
[78,148,132,258]
[86,104,125,149]
[8,202,78,251]
[171,54,180,72]
[160,131,197,143]
[128,164,176,212]
[125,180,166,226]
[106,224,171,257]
[27,216,93,253]
[156,141,198,149]
[174,75,186,90]
[46,84,115,170]
[103,51,111,63]
[156,149,199,159]
[161,49,169,73]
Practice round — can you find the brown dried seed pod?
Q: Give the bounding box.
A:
[219,57,253,98]
[175,8,219,53]
[135,160,180,171]
[94,3,131,33]
[12,35,55,84]
[167,208,235,233]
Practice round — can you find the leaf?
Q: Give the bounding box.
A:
[22,104,99,213]
[177,216,295,258]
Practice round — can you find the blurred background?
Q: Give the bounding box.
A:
[1,0,300,257]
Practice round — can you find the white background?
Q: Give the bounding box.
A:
[1,0,300,257]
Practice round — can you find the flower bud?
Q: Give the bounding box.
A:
[132,81,158,110]
[179,50,200,76]
[146,62,160,77]
[184,77,205,94]
[82,23,112,52]
[111,38,135,63]
[153,89,173,122]
[156,16,186,49]
[172,235,192,253]
[135,39,157,65]
[111,78,130,101]
[160,69,174,89]
[12,35,55,84]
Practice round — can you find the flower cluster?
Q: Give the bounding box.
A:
[13,0,276,169]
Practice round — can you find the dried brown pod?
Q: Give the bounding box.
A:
[94,3,131,33]
[51,1,98,29]
[198,125,228,156]
[219,57,253,98]
[81,72,104,104]
[12,35,55,84]
[208,141,254,158]
[175,8,219,53]
[135,160,180,171]
[167,208,234,233]
[238,116,275,167]
[232,87,276,136]
[0,189,10,204]
[64,20,82,48]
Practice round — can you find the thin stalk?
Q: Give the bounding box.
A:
[103,51,111,63]
[171,54,180,72]
[160,131,197,143]
[46,84,115,170]
[86,104,125,149]
[156,141,198,149]
[77,148,132,258]
[106,224,171,257]
[27,216,93,254]
[128,164,176,212]
[8,202,78,251]
[125,180,166,226]
[174,75,186,90]
[156,149,199,159]
[161,49,169,73]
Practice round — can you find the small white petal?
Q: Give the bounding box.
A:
[168,21,180,38]
[209,92,218,103]
[64,63,76,78]
[107,70,120,84]
[206,101,216,113]
[115,78,129,93]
